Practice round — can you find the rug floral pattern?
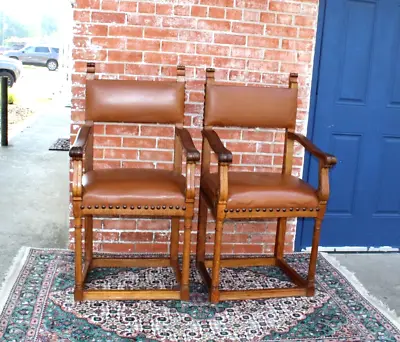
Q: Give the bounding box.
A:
[0,249,399,341]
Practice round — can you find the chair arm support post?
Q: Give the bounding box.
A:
[69,124,93,160]
[176,127,200,162]
[218,163,229,203]
[72,159,83,199]
[202,129,233,163]
[318,163,330,202]
[288,132,336,168]
[185,162,196,201]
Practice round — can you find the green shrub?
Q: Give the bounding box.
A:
[8,93,16,104]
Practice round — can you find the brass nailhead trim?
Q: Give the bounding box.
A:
[224,209,228,212]
[230,209,234,212]
[282,208,286,212]
[102,205,106,209]
[269,208,273,212]
[263,208,267,212]
[156,206,160,209]
[169,205,173,209]
[123,205,127,209]
[151,206,155,210]
[303,208,307,211]
[310,208,314,211]
[162,205,166,209]
[80,205,84,209]
[130,205,134,209]
[95,205,99,209]
[289,208,293,211]
[182,206,186,210]
[109,205,113,209]
[116,206,120,209]
[316,207,320,211]
[256,208,260,212]
[276,208,281,212]
[138,205,142,209]
[242,208,246,212]
[87,205,92,209]
[249,209,252,212]
[176,206,180,209]
[144,206,149,209]
[236,209,240,212]
[296,208,300,211]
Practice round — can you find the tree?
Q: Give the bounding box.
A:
[41,15,58,37]
[0,12,33,44]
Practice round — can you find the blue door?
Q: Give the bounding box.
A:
[297,0,400,250]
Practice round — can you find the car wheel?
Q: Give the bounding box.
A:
[47,59,58,71]
[0,71,15,87]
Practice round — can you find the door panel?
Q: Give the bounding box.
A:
[298,0,400,250]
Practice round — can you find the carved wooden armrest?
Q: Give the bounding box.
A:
[202,129,233,163]
[176,127,200,162]
[69,124,93,160]
[288,132,336,168]
[288,132,337,202]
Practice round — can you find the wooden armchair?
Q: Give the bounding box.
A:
[196,68,337,303]
[69,63,200,301]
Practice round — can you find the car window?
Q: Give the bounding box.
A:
[51,48,59,53]
[24,46,35,53]
[35,47,50,53]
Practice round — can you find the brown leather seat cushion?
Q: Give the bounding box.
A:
[82,169,186,206]
[201,172,318,209]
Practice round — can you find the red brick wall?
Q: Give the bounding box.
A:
[70,0,319,254]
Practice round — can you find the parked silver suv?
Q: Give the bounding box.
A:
[0,55,23,87]
[4,45,59,71]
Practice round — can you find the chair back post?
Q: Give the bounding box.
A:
[174,65,186,174]
[84,62,95,172]
[201,68,215,176]
[282,73,298,175]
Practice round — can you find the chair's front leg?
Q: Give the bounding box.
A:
[196,193,207,263]
[181,215,192,300]
[72,159,84,301]
[180,162,196,300]
[74,214,84,301]
[210,210,224,303]
[210,163,229,303]
[307,217,322,296]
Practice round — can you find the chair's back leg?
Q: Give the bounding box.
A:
[306,217,322,296]
[274,218,287,260]
[84,216,93,265]
[170,218,180,262]
[196,193,207,263]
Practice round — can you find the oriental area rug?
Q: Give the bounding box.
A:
[0,248,399,341]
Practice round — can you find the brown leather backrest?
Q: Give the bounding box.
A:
[204,84,298,129]
[86,79,185,124]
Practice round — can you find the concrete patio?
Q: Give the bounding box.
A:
[0,106,398,318]
[0,103,70,282]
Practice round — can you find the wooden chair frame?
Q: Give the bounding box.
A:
[69,63,200,301]
[196,68,337,303]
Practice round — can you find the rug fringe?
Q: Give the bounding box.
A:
[0,246,31,314]
[321,252,400,330]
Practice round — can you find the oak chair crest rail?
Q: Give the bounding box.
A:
[196,68,337,303]
[69,63,200,302]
